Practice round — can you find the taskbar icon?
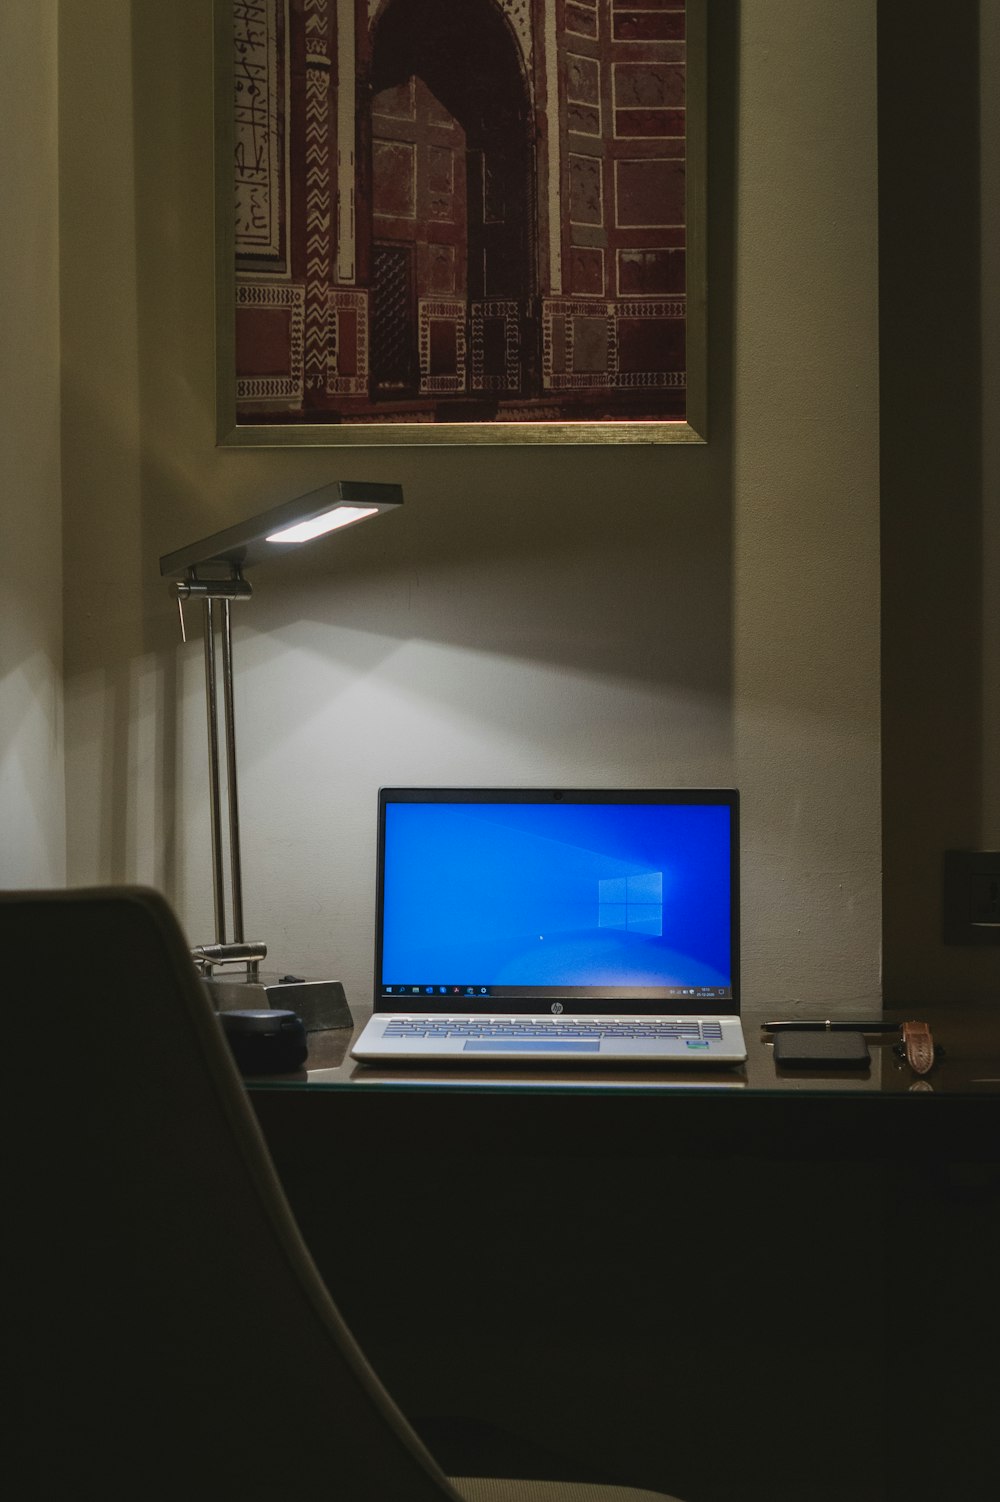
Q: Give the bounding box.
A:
[384,984,492,999]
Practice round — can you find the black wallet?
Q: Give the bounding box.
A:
[772,1030,870,1068]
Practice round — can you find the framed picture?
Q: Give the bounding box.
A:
[216,0,706,446]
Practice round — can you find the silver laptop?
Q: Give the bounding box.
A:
[351,789,747,1066]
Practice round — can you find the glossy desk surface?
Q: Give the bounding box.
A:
[246,1002,1000,1500]
[248,1003,1000,1097]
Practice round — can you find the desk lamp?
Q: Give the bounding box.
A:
[159,480,403,1027]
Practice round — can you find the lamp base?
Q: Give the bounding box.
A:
[207,970,353,1032]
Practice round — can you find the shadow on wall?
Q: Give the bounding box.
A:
[61,630,180,901]
[879,0,998,1002]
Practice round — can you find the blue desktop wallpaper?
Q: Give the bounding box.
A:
[380,801,733,991]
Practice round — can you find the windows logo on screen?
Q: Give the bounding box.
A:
[597,872,663,937]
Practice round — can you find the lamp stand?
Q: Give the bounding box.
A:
[175,569,352,1032]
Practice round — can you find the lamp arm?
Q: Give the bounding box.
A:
[174,571,263,978]
[220,596,247,950]
[192,941,268,976]
[172,573,253,642]
[203,596,227,945]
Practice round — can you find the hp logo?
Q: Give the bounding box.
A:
[551,1002,564,1015]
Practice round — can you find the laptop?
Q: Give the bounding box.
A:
[351,789,747,1066]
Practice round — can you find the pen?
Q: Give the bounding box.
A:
[761,1019,900,1033]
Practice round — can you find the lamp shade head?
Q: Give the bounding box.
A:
[159,481,403,579]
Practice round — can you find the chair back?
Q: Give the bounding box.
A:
[2,886,460,1501]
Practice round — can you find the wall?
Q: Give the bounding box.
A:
[0,1,66,888]
[59,0,881,1013]
[880,0,1000,1004]
[984,3,1000,857]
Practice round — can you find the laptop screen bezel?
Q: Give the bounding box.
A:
[373,788,740,1016]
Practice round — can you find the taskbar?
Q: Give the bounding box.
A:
[382,984,731,1003]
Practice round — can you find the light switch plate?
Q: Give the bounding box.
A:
[943,850,1000,945]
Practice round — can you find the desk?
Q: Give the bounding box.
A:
[247,1008,1000,1502]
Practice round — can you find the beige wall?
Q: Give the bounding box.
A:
[0,1,66,888]
[55,0,882,1012]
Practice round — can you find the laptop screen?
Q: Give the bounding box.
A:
[375,789,739,1014]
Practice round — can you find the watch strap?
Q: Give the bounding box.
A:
[902,1019,935,1075]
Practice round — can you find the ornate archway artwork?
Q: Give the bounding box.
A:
[220,0,705,445]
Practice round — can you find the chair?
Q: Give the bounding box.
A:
[2,887,683,1502]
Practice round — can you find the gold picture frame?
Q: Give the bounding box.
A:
[216,0,706,447]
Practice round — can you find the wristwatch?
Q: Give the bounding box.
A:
[901,1019,935,1075]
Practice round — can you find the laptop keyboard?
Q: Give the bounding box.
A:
[381,1017,726,1041]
